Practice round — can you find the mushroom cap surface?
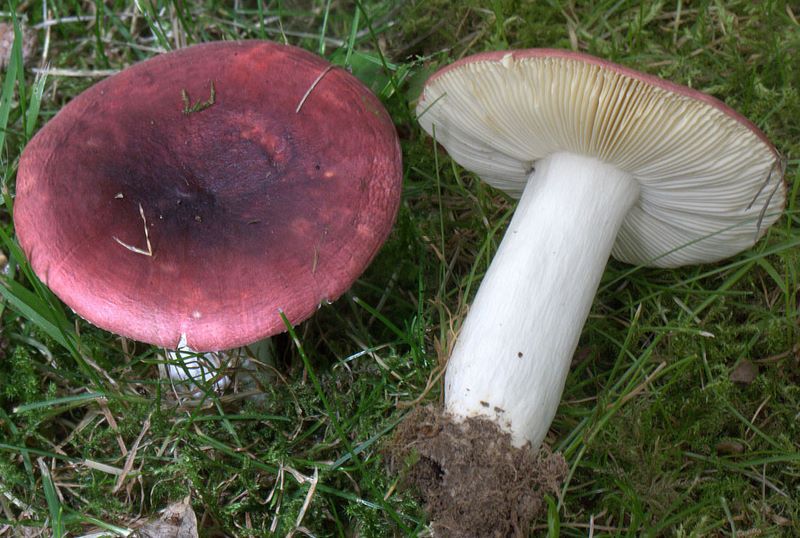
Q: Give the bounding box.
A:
[417,49,785,268]
[15,40,402,351]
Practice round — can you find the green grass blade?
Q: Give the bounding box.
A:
[0,278,70,349]
[0,21,21,154]
[13,392,107,414]
[38,458,65,538]
[24,72,47,139]
[279,311,411,532]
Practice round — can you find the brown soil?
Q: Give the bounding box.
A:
[385,405,567,537]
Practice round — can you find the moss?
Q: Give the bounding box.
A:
[1,346,40,406]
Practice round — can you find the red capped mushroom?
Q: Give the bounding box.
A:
[14,41,402,356]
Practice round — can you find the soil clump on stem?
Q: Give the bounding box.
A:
[386,405,568,537]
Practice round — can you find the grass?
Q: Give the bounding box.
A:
[0,0,798,536]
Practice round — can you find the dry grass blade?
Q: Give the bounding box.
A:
[113,204,153,257]
[30,67,118,77]
[113,415,151,493]
[295,65,334,113]
[288,468,319,537]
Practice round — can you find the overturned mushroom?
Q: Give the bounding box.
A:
[401,47,785,536]
[417,49,785,449]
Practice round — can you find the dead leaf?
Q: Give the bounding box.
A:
[133,497,198,538]
[570,347,593,367]
[730,359,759,385]
[715,440,745,455]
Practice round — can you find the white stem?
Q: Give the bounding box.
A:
[166,335,231,396]
[445,152,640,447]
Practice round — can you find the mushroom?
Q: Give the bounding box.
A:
[416,49,786,448]
[13,41,402,379]
[166,346,230,397]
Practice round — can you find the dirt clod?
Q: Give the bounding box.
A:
[386,405,567,537]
